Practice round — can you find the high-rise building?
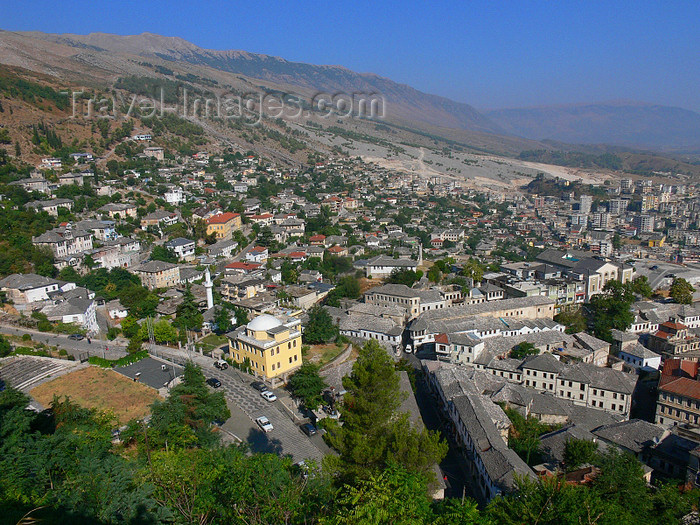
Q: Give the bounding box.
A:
[579,195,593,215]
[633,214,654,233]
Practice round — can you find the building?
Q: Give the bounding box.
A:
[165,238,196,261]
[656,360,700,428]
[619,343,662,371]
[140,210,179,228]
[227,314,303,381]
[134,261,181,290]
[0,273,64,309]
[649,320,700,360]
[364,255,418,278]
[143,146,164,161]
[633,215,654,234]
[207,239,238,258]
[164,186,185,205]
[25,199,73,216]
[409,296,556,346]
[41,297,98,334]
[33,226,93,257]
[365,283,446,318]
[245,246,269,264]
[206,212,242,240]
[98,203,138,219]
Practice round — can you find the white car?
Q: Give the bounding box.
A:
[404,344,413,354]
[256,416,274,432]
[260,390,277,402]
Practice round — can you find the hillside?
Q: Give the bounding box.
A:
[4,30,506,135]
[486,102,700,152]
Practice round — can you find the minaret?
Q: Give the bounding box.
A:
[205,268,214,310]
[418,243,423,265]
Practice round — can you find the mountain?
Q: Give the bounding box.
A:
[485,102,700,152]
[3,30,505,136]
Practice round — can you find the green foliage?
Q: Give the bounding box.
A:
[0,335,11,357]
[150,244,178,263]
[670,277,695,305]
[327,340,447,485]
[510,341,538,359]
[386,268,422,287]
[142,362,230,450]
[0,73,69,110]
[325,275,361,306]
[631,276,653,298]
[554,308,588,334]
[563,438,598,471]
[588,280,636,342]
[427,264,442,283]
[520,150,623,170]
[288,362,327,410]
[88,350,148,368]
[303,306,338,344]
[461,258,485,283]
[503,406,558,466]
[174,285,203,331]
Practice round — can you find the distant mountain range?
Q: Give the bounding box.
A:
[485,102,700,152]
[1,30,699,152]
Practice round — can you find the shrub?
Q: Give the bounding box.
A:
[21,334,31,342]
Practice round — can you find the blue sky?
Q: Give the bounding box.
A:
[3,0,700,111]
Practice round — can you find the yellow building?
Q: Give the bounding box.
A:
[206,212,242,240]
[227,314,302,380]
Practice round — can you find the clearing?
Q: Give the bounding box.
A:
[197,333,229,354]
[30,365,162,423]
[305,343,347,366]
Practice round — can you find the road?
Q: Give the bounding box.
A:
[0,324,127,360]
[403,346,476,501]
[1,322,327,463]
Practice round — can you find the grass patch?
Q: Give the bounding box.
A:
[197,333,228,355]
[30,366,162,424]
[305,343,347,366]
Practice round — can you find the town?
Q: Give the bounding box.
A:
[3,127,700,516]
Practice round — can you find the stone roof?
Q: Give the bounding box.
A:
[559,363,637,394]
[620,343,661,360]
[0,273,58,291]
[592,419,667,454]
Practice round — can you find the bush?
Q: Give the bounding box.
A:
[21,334,31,342]
[88,350,148,368]
[58,349,68,356]
[106,327,120,340]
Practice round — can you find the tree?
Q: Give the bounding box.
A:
[631,276,653,298]
[174,285,203,331]
[214,305,234,333]
[563,438,598,471]
[386,268,422,287]
[588,280,635,342]
[287,362,327,409]
[303,306,338,344]
[327,340,447,485]
[554,309,587,334]
[670,277,695,305]
[461,258,484,284]
[427,265,442,283]
[0,335,11,357]
[510,341,538,359]
[150,245,178,263]
[143,362,231,450]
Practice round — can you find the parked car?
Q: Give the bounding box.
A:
[256,416,273,432]
[68,333,84,341]
[261,390,277,402]
[251,381,269,392]
[206,377,222,388]
[214,359,229,370]
[404,344,412,354]
[300,423,317,436]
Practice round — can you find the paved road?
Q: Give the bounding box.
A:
[0,324,127,360]
[1,322,325,463]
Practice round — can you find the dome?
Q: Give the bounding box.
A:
[248,314,283,332]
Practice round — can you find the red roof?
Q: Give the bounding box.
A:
[289,251,307,259]
[225,262,261,270]
[206,212,240,224]
[309,234,326,241]
[328,246,345,253]
[659,377,700,401]
[435,333,449,345]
